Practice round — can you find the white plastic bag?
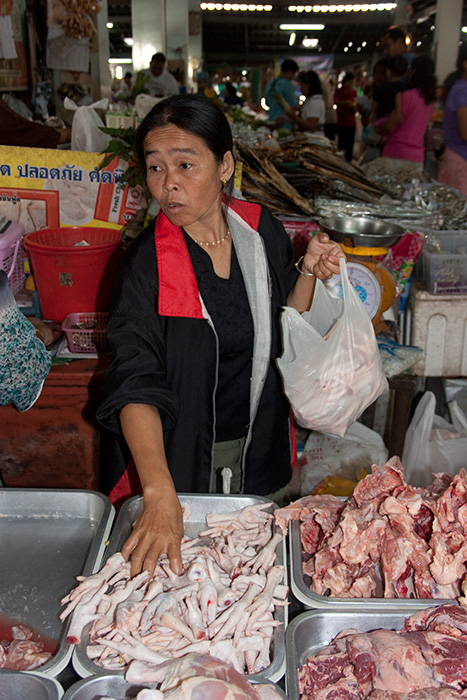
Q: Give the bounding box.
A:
[277,258,388,437]
[134,94,164,119]
[402,391,467,486]
[294,422,388,496]
[64,96,111,152]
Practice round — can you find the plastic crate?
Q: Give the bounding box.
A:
[62,312,109,353]
[419,231,467,295]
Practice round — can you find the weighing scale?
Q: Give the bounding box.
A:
[319,216,404,323]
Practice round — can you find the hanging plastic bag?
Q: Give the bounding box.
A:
[64,96,111,153]
[402,391,467,486]
[277,258,388,437]
[293,421,388,497]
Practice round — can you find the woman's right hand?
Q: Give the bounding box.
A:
[121,487,184,578]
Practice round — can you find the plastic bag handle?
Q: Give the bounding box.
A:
[338,257,352,301]
[6,238,21,281]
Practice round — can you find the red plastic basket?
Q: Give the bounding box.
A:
[61,312,109,353]
[24,227,123,321]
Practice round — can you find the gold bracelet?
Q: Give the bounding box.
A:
[294,255,314,277]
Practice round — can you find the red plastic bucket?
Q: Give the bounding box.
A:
[24,227,123,321]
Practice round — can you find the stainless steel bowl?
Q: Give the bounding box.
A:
[319,216,404,248]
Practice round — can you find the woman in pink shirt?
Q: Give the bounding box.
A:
[377,55,436,175]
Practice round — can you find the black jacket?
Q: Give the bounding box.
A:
[96,199,298,498]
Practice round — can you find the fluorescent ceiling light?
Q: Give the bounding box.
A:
[289,31,296,45]
[302,37,319,47]
[280,23,324,29]
[200,2,272,8]
[288,3,396,11]
[108,58,133,64]
[462,26,467,33]
[106,22,114,28]
[123,37,134,46]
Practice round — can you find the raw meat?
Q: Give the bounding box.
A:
[275,457,467,600]
[61,503,286,675]
[0,624,53,671]
[297,606,467,699]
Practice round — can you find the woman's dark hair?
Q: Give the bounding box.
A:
[387,55,407,79]
[442,43,467,103]
[409,55,436,104]
[343,72,355,84]
[298,70,322,96]
[135,94,234,185]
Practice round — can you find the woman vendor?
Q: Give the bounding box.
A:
[281,70,326,135]
[96,94,344,577]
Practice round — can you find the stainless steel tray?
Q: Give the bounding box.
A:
[63,673,288,699]
[319,215,404,248]
[73,494,287,683]
[286,609,413,700]
[0,489,115,678]
[0,669,64,699]
[290,519,456,610]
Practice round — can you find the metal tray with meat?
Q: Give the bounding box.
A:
[71,494,288,683]
[286,606,467,700]
[62,670,288,699]
[282,456,463,610]
[0,488,115,677]
[0,669,64,700]
[289,518,456,610]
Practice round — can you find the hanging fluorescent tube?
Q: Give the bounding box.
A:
[280,23,325,29]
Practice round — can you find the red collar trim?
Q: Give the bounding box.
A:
[154,199,261,318]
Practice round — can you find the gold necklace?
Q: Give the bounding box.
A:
[192,230,231,247]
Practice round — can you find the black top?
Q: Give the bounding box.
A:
[97,203,298,497]
[374,81,405,119]
[184,232,254,441]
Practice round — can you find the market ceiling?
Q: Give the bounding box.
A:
[106,0,467,69]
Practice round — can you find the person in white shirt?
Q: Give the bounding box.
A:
[142,53,179,97]
[281,70,325,134]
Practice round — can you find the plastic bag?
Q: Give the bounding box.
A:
[292,422,388,497]
[377,337,424,378]
[277,258,388,437]
[134,94,164,119]
[64,96,111,153]
[402,391,467,486]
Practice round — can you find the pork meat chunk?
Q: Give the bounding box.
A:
[346,629,440,695]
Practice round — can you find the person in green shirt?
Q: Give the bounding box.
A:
[264,59,299,131]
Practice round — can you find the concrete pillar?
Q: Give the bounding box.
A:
[166,0,189,86]
[188,0,202,92]
[92,0,111,100]
[132,0,166,73]
[433,0,463,84]
[393,0,409,28]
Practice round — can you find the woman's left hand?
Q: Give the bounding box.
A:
[302,231,346,279]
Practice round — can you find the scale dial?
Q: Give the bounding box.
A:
[323,261,382,320]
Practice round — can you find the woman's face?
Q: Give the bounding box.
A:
[144,125,234,229]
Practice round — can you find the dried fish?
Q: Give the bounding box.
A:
[235,140,315,216]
